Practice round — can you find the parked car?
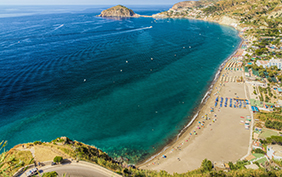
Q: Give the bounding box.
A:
[26,167,38,177]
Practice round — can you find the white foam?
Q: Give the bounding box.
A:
[177,111,199,139]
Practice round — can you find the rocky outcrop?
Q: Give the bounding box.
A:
[98,5,139,17]
[168,1,201,12]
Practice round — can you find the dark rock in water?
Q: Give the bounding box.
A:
[98,5,140,17]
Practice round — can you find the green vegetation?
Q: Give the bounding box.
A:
[256,112,282,122]
[201,159,213,172]
[256,157,268,164]
[42,171,58,177]
[0,141,34,177]
[252,153,264,159]
[266,136,282,145]
[254,148,265,154]
[273,159,282,167]
[228,160,248,170]
[265,120,282,130]
[53,156,63,163]
[33,141,42,145]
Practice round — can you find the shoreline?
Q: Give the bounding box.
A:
[137,22,244,167]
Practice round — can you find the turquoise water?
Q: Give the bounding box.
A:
[0,6,241,163]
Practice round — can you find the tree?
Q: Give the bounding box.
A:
[268,71,274,77]
[277,75,282,81]
[53,156,63,163]
[254,148,265,154]
[265,95,270,102]
[201,159,213,172]
[259,70,265,77]
[228,162,236,170]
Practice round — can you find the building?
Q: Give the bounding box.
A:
[245,164,259,170]
[256,58,282,69]
[253,140,263,149]
[256,60,269,68]
[268,58,282,69]
[267,145,282,160]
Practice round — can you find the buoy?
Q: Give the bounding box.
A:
[183,47,185,49]
[120,69,122,72]
[126,61,128,63]
[151,58,153,60]
[84,79,86,82]
[189,46,191,48]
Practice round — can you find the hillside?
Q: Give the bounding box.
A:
[153,0,282,29]
[1,137,282,177]
[98,5,139,17]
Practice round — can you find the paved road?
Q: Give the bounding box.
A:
[20,162,121,177]
[43,164,114,177]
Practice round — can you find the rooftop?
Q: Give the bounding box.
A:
[257,60,269,65]
[245,164,259,170]
[268,145,282,157]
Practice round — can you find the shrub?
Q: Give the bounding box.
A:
[33,141,42,145]
[42,171,58,177]
[228,162,236,170]
[53,156,63,163]
[201,159,213,172]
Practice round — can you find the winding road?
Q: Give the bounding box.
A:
[20,161,121,177]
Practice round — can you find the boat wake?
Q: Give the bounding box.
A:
[54,24,64,31]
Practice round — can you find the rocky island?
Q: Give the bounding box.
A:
[98,5,140,17]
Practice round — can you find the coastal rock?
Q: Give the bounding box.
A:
[98,5,139,17]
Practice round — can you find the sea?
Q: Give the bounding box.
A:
[0,5,241,163]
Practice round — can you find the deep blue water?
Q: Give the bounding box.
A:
[0,5,241,163]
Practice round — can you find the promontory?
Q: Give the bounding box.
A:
[98,5,140,17]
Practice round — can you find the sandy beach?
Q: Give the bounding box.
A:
[139,44,252,174]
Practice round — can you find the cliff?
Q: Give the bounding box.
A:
[98,5,139,17]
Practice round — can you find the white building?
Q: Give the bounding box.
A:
[256,58,282,69]
[267,145,282,160]
[256,60,269,68]
[268,58,282,69]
